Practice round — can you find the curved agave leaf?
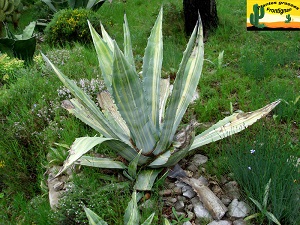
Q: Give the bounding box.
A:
[55,136,149,177]
[148,150,171,168]
[127,150,142,179]
[124,191,140,225]
[141,213,155,225]
[190,100,281,151]
[134,169,162,191]
[154,17,203,155]
[112,40,157,154]
[88,21,113,94]
[159,78,170,127]
[76,156,127,169]
[42,54,123,140]
[142,7,163,131]
[84,207,108,225]
[62,98,129,143]
[123,13,135,71]
[97,91,130,137]
[100,22,114,52]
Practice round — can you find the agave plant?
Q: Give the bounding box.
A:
[42,7,280,224]
[42,0,111,13]
[0,21,36,62]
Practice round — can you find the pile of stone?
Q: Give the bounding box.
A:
[158,154,251,225]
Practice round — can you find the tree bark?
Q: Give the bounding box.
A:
[183,0,218,37]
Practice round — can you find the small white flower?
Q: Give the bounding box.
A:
[250,149,255,154]
[248,166,252,170]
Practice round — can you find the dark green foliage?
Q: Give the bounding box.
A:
[44,8,101,46]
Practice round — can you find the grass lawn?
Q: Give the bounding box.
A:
[0,0,299,224]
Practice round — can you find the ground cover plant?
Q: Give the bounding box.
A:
[0,0,299,224]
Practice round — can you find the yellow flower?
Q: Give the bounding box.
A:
[0,160,5,168]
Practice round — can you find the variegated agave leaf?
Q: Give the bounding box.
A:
[190,100,281,151]
[153,15,204,155]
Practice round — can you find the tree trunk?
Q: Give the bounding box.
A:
[183,0,218,37]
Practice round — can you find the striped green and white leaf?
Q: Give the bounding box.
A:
[124,191,140,225]
[97,91,130,137]
[153,17,203,155]
[127,150,142,179]
[141,213,155,225]
[134,169,162,191]
[89,21,113,93]
[159,78,170,127]
[55,136,148,177]
[190,100,281,151]
[84,207,108,225]
[111,40,157,154]
[75,156,127,169]
[142,7,163,131]
[123,13,135,70]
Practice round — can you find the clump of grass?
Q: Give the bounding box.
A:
[227,128,300,225]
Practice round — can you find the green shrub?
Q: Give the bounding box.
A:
[44,8,101,46]
[0,53,24,87]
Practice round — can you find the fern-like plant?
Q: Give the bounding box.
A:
[42,8,280,224]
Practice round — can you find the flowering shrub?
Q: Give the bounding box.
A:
[44,8,101,46]
[0,53,24,86]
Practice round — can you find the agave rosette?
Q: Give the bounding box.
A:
[42,8,280,192]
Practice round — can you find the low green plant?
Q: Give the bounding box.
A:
[44,8,101,46]
[171,207,190,225]
[43,7,280,224]
[0,52,24,86]
[245,179,281,225]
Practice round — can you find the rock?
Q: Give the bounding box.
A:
[191,154,208,166]
[233,219,247,225]
[207,220,232,225]
[173,186,182,194]
[164,197,177,206]
[212,184,223,198]
[227,199,250,218]
[183,221,193,225]
[159,189,172,196]
[53,181,64,191]
[182,185,196,199]
[220,195,232,206]
[191,197,212,219]
[185,178,227,220]
[175,181,187,188]
[187,163,198,173]
[198,176,209,186]
[175,200,185,211]
[224,181,240,200]
[187,211,194,220]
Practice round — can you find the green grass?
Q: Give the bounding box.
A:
[0,0,299,224]
[227,127,300,225]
